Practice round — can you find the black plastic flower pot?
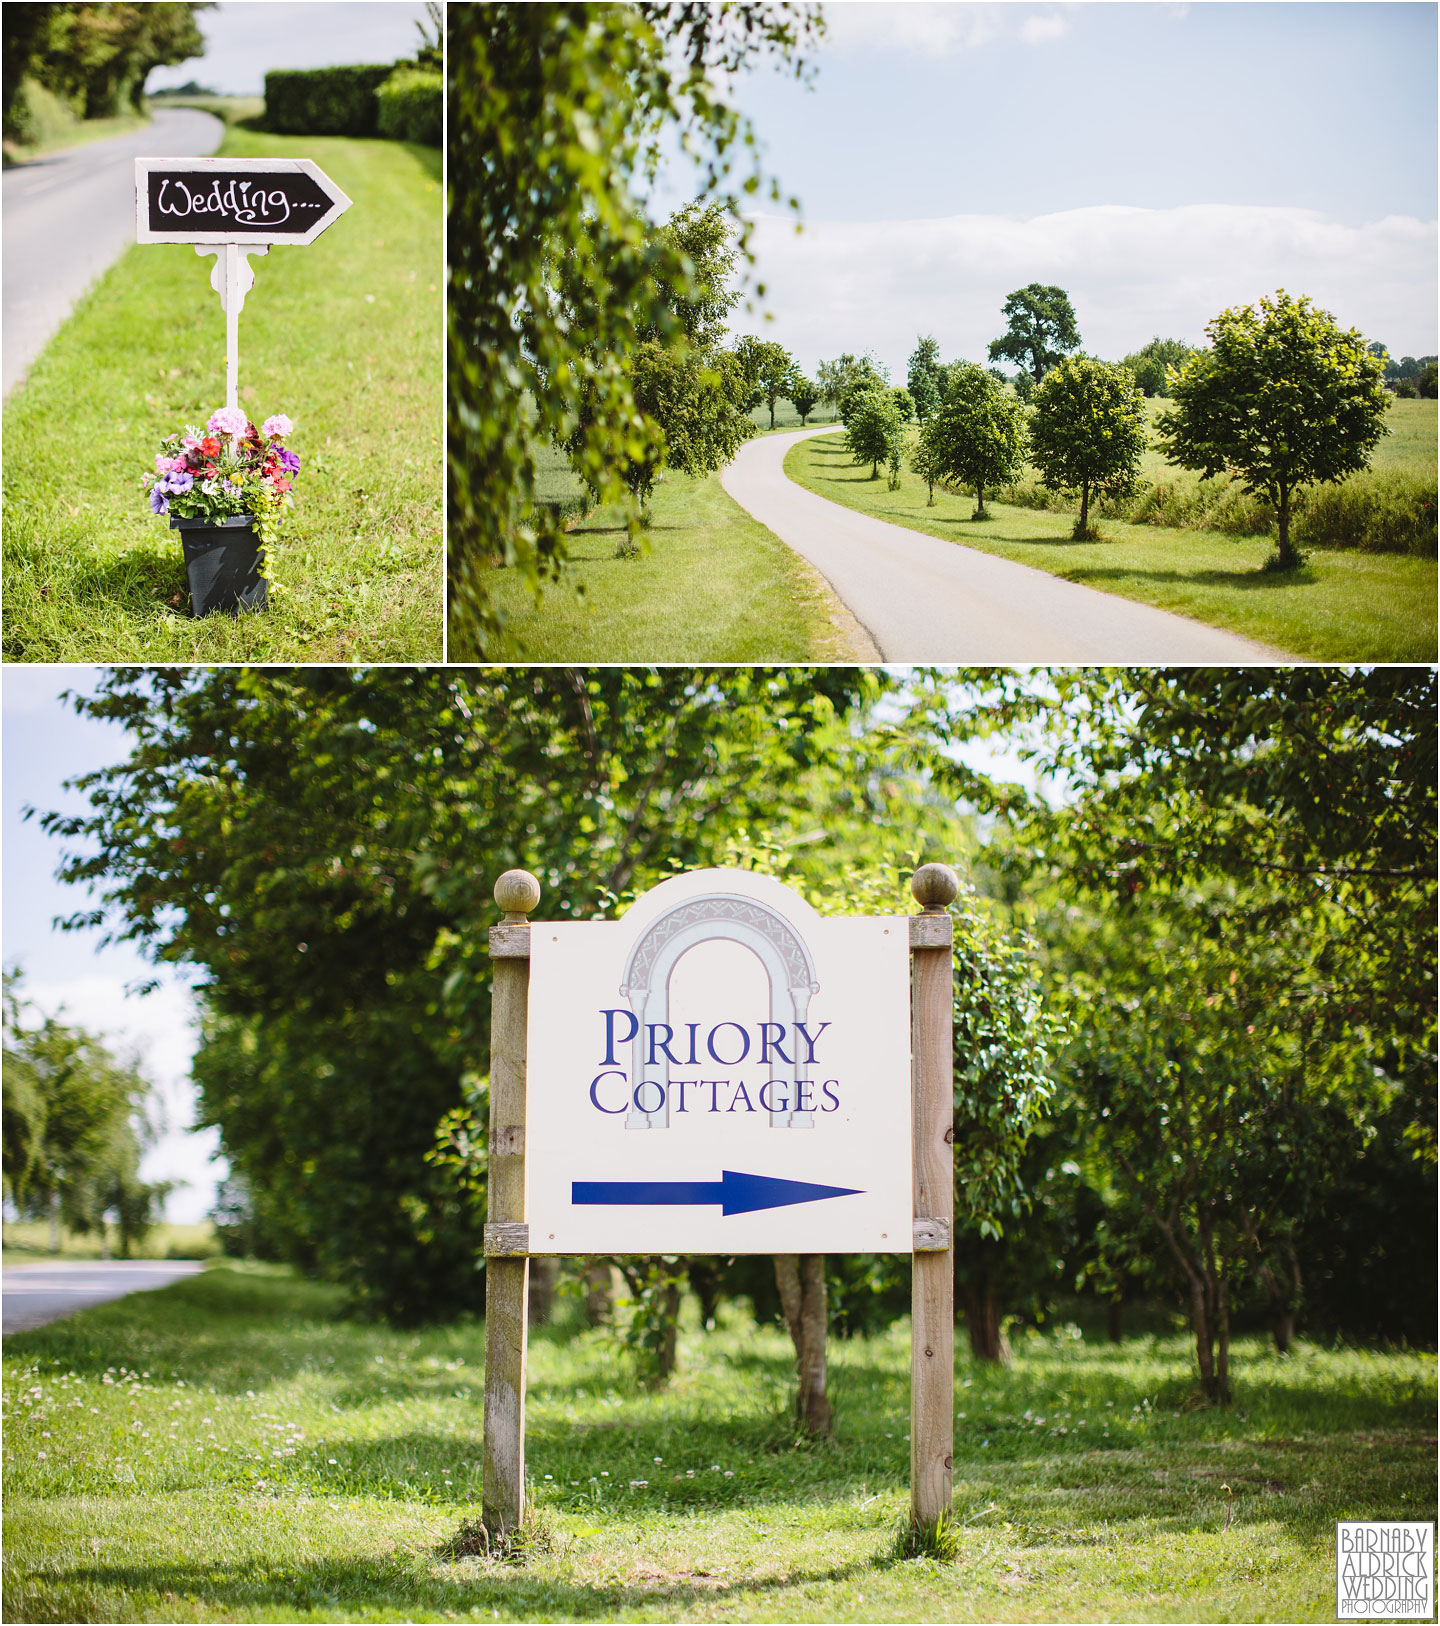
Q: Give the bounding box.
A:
[170,514,268,617]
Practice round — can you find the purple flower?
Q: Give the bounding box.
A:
[149,488,170,515]
[165,470,194,494]
[277,448,300,475]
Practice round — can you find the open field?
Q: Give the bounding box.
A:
[476,465,871,662]
[3,129,442,663]
[4,1268,1436,1625]
[2,1224,222,1264]
[784,434,1437,662]
[148,95,267,126]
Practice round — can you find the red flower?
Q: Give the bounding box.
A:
[200,436,221,457]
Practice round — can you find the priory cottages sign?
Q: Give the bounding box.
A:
[482,865,958,1541]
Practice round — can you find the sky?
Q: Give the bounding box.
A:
[3,670,222,1225]
[146,1,434,96]
[654,1,1439,377]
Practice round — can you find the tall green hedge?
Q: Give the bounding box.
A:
[264,63,395,137]
[376,67,441,146]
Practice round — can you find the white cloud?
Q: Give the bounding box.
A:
[745,204,1438,375]
[822,2,1051,55]
[1019,13,1069,45]
[24,977,224,1225]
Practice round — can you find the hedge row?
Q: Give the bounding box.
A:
[264,64,397,139]
[994,466,1438,556]
[376,68,442,146]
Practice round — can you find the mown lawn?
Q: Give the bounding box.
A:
[785,435,1437,662]
[476,464,868,662]
[4,1266,1434,1623]
[3,128,442,663]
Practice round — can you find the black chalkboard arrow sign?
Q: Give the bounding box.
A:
[135,157,351,246]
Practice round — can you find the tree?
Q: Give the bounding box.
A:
[922,362,1027,519]
[2,973,165,1256]
[815,354,857,420]
[1121,335,1196,398]
[734,336,797,430]
[447,3,823,655]
[836,355,889,427]
[1156,291,1390,571]
[1418,361,1437,399]
[1029,355,1147,537]
[956,666,1436,1397]
[844,388,902,479]
[987,283,1080,385]
[907,334,945,422]
[790,373,819,425]
[890,386,915,423]
[40,668,889,1323]
[910,421,944,505]
[12,4,211,121]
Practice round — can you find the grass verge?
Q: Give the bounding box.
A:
[2,1222,221,1263]
[4,1267,1434,1623]
[786,435,1437,662]
[470,466,868,662]
[3,128,442,663]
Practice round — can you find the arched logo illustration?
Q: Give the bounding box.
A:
[619,894,820,1130]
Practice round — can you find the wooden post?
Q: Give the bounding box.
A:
[909,862,957,1532]
[223,243,241,414]
[482,868,539,1534]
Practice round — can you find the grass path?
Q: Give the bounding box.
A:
[3,129,442,663]
[784,435,1436,662]
[474,466,874,662]
[4,1267,1434,1623]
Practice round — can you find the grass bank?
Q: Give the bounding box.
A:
[472,464,869,662]
[2,1222,221,1264]
[3,128,442,663]
[786,434,1437,662]
[4,1267,1434,1623]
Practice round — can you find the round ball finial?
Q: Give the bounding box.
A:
[494,869,541,920]
[911,862,959,911]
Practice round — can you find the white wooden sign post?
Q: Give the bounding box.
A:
[134,157,352,414]
[483,863,957,1537]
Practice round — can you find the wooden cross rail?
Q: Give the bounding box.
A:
[480,865,957,1536]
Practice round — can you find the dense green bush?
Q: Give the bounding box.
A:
[996,465,1437,555]
[264,63,395,137]
[376,67,441,146]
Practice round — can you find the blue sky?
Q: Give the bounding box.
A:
[147,1,434,96]
[653,2,1439,375]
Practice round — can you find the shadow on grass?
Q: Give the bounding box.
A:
[58,542,191,614]
[33,1552,877,1623]
[1065,564,1316,591]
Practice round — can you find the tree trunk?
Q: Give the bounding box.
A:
[1107,1294,1123,1344]
[1255,1246,1302,1355]
[688,1259,722,1331]
[49,1192,60,1254]
[582,1260,614,1327]
[774,1254,832,1436]
[1274,485,1299,568]
[527,1257,557,1326]
[769,399,777,430]
[926,476,935,506]
[1078,482,1090,533]
[975,480,986,519]
[656,1278,683,1382]
[962,1277,1012,1366]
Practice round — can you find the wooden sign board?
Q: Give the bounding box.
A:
[135,157,351,245]
[525,869,912,1255]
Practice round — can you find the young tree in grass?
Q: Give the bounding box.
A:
[734,336,797,429]
[890,386,915,423]
[910,421,944,505]
[1156,291,1390,571]
[622,342,753,511]
[844,388,903,479]
[837,356,890,428]
[790,373,819,426]
[925,362,1027,519]
[907,333,945,422]
[987,283,1080,385]
[816,354,856,420]
[1030,355,1147,537]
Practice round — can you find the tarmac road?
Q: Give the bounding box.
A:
[3,107,223,396]
[2,1260,207,1333]
[721,426,1290,662]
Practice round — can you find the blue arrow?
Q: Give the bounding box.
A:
[571,1169,863,1217]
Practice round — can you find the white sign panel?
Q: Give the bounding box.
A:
[135,157,352,246]
[526,869,913,1255]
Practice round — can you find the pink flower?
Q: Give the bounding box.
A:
[154,454,183,474]
[261,414,294,439]
[207,406,248,437]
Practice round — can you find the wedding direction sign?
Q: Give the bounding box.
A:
[134,157,352,245]
[525,868,913,1255]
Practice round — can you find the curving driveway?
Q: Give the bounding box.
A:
[721,427,1290,663]
[3,107,224,396]
[2,1260,207,1333]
